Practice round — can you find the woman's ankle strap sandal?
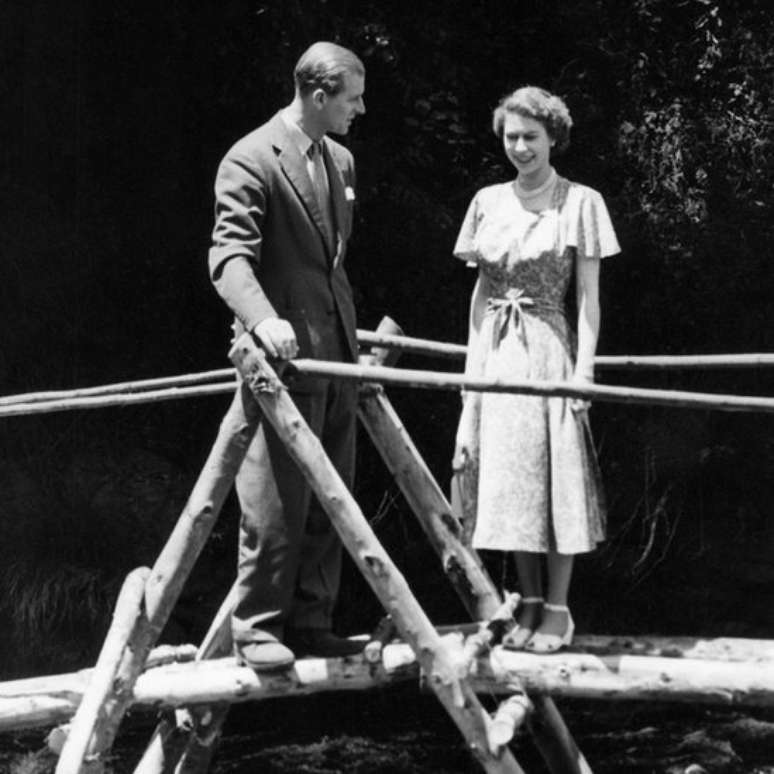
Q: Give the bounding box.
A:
[524,605,574,653]
[502,598,544,650]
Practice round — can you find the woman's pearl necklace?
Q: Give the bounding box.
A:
[514,168,557,199]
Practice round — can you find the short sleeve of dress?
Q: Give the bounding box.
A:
[453,192,481,266]
[567,186,620,260]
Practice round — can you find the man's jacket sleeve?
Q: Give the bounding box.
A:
[208,152,277,332]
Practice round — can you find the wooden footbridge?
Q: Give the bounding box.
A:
[2,318,774,773]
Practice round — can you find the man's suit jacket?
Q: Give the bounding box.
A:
[209,111,358,368]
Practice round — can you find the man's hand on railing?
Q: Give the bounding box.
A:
[251,317,299,360]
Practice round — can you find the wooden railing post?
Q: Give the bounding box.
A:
[55,568,150,774]
[231,334,525,773]
[133,584,237,774]
[358,317,593,774]
[54,385,260,772]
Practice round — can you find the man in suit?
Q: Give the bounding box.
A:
[208,42,366,671]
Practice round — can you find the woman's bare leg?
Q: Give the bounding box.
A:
[536,550,574,636]
[513,551,544,631]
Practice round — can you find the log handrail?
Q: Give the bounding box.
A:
[43,387,263,771]
[3,362,774,419]
[288,360,774,413]
[2,327,773,413]
[231,334,525,773]
[357,329,774,369]
[356,324,591,774]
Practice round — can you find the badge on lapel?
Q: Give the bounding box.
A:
[345,186,356,202]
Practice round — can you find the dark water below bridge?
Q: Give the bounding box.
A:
[3,686,774,773]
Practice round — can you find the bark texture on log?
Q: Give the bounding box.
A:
[7,635,774,733]
[55,568,150,774]
[355,328,587,774]
[231,334,524,774]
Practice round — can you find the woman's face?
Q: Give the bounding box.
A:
[502,112,554,184]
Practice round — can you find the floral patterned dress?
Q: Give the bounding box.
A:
[454,173,619,554]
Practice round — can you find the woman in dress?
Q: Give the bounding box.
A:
[453,86,620,652]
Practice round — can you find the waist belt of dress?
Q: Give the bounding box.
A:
[485,289,564,349]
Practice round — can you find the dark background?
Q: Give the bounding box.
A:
[2,0,774,678]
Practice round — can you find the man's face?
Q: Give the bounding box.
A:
[319,71,366,135]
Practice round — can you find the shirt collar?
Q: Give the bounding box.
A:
[281,109,318,158]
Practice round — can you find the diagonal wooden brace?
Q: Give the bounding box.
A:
[231,333,525,774]
[357,321,593,774]
[54,386,261,774]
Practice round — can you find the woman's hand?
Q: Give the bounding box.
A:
[453,399,476,470]
[570,372,593,415]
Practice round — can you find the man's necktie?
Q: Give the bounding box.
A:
[308,141,336,257]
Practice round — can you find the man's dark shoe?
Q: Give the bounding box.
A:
[234,640,295,672]
[285,628,365,658]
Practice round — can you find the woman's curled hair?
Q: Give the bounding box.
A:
[492,86,573,153]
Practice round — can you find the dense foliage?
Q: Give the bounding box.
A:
[2,0,774,676]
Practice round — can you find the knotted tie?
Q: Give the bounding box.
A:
[308,141,336,256]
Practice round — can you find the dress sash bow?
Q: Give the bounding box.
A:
[486,288,563,350]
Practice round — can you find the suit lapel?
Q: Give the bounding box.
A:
[269,114,331,259]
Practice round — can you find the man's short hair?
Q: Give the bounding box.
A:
[492,86,573,153]
[294,41,364,96]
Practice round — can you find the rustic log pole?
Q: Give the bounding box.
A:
[364,615,398,664]
[288,359,774,414]
[9,633,774,733]
[461,594,521,668]
[0,382,236,418]
[356,330,774,370]
[132,646,774,707]
[488,694,534,756]
[8,638,774,732]
[526,694,592,774]
[133,585,238,774]
[167,585,239,774]
[358,317,499,621]
[55,567,150,774]
[356,385,500,620]
[57,385,261,770]
[360,317,405,367]
[195,584,238,658]
[231,334,524,774]
[132,713,191,774]
[0,369,236,407]
[357,329,467,360]
[1,645,197,735]
[358,378,588,774]
[357,318,587,773]
[6,352,774,420]
[3,335,773,411]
